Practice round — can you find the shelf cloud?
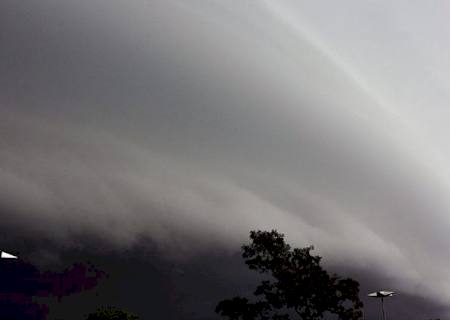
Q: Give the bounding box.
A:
[2,0,450,317]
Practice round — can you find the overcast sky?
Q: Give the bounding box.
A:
[2,1,450,319]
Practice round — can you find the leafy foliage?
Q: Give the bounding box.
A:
[85,306,139,320]
[216,230,363,320]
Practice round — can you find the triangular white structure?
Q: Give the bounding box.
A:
[1,251,18,259]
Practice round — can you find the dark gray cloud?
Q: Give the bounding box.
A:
[2,0,450,318]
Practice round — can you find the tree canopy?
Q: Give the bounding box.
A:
[85,307,139,320]
[216,230,363,320]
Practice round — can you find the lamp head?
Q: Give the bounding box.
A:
[1,251,18,259]
[368,291,395,298]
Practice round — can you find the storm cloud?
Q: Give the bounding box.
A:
[2,0,450,318]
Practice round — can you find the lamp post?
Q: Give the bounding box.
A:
[368,291,395,320]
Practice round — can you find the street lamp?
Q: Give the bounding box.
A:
[0,251,18,259]
[368,291,395,320]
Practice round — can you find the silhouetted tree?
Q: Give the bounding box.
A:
[85,306,139,320]
[0,259,105,319]
[216,230,363,320]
